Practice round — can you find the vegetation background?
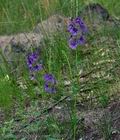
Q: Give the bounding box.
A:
[0,0,120,140]
[0,0,120,35]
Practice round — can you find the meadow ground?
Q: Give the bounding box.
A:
[0,0,120,140]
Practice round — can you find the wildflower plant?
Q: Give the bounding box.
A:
[26,51,43,73]
[26,50,57,94]
[44,74,56,93]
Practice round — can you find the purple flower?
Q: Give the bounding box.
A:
[27,52,38,65]
[44,83,56,93]
[26,51,43,72]
[43,74,57,93]
[30,64,43,72]
[26,51,43,81]
[69,36,85,49]
[78,36,85,45]
[68,24,78,36]
[44,74,56,84]
[69,38,78,49]
[74,17,88,32]
[67,16,88,49]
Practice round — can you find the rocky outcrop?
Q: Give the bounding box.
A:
[0,14,68,63]
[79,3,120,31]
[33,14,67,34]
[0,33,43,58]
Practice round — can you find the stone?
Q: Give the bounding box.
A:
[0,14,68,62]
[33,14,68,35]
[79,3,120,32]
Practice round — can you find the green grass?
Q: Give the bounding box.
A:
[0,0,120,139]
[0,0,119,35]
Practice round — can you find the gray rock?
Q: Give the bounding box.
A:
[0,14,68,59]
[33,14,68,35]
[0,32,43,64]
[79,3,120,31]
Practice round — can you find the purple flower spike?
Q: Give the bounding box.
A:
[27,52,38,65]
[44,83,56,93]
[78,36,85,45]
[68,24,78,36]
[75,17,88,32]
[44,74,56,84]
[32,64,43,72]
[26,50,43,81]
[69,38,78,49]
[43,74,57,93]
[26,51,43,72]
[67,16,88,49]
